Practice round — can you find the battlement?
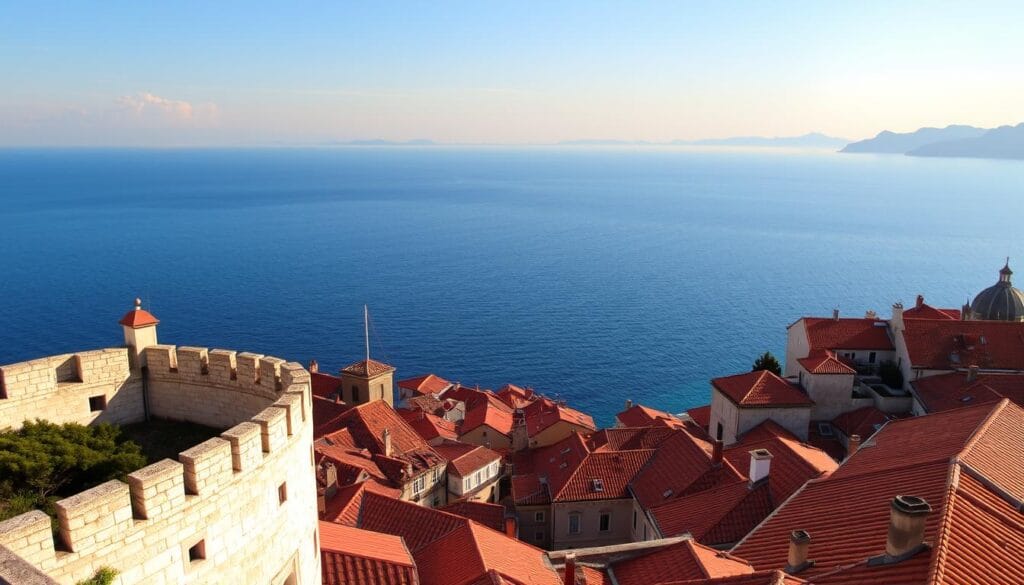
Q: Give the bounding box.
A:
[0,346,315,583]
[0,348,131,400]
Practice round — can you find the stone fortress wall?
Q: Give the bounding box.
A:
[0,323,321,585]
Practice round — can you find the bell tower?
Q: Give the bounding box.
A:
[339,359,395,406]
[119,298,159,369]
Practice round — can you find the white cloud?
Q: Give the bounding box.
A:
[114,92,218,125]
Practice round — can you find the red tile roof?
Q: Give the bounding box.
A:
[118,305,159,328]
[589,427,678,452]
[511,432,591,505]
[653,570,807,585]
[800,317,894,351]
[439,500,506,533]
[523,397,596,436]
[552,449,655,502]
[686,405,711,430]
[314,394,355,438]
[313,371,345,399]
[342,358,396,378]
[321,479,401,526]
[462,398,515,436]
[617,404,685,428]
[415,522,562,585]
[649,480,773,545]
[912,371,1024,413]
[903,302,960,321]
[398,373,451,396]
[797,350,856,375]
[712,370,813,408]
[732,400,1024,585]
[433,441,502,478]
[900,318,1024,371]
[358,492,467,552]
[316,442,388,486]
[495,384,535,408]
[320,521,419,585]
[829,406,893,439]
[397,408,459,443]
[724,421,837,504]
[631,430,744,510]
[610,539,754,585]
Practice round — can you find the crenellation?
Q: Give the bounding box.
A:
[235,352,264,388]
[260,356,285,391]
[127,459,185,520]
[207,349,237,381]
[273,392,302,436]
[179,438,233,495]
[55,481,133,554]
[144,345,178,374]
[174,347,209,379]
[251,406,287,453]
[221,422,263,471]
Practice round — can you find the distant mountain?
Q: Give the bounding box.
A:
[841,125,987,154]
[677,132,849,148]
[558,139,652,146]
[907,123,1024,160]
[323,139,436,146]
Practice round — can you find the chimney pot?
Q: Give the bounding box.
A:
[711,439,723,465]
[967,365,979,383]
[504,516,517,539]
[833,308,840,321]
[885,495,932,559]
[748,449,773,485]
[382,428,393,457]
[309,359,319,374]
[563,553,577,585]
[848,434,861,458]
[625,399,633,410]
[916,295,924,309]
[785,530,813,573]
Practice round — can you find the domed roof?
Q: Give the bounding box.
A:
[970,260,1024,321]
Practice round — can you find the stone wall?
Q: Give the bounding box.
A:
[0,345,320,585]
[0,349,143,430]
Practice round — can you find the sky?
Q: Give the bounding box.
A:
[1,1,1023,146]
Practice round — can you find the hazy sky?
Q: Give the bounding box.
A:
[2,1,1023,146]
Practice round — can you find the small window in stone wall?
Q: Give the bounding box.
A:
[278,482,288,505]
[188,540,206,563]
[89,394,107,412]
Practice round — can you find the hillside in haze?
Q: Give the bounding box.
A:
[678,132,848,148]
[840,125,987,153]
[908,123,1024,160]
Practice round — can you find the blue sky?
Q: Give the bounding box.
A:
[2,1,1022,145]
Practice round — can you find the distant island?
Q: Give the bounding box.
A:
[322,139,436,146]
[558,132,848,148]
[841,123,1024,160]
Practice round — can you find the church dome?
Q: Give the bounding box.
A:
[969,261,1024,321]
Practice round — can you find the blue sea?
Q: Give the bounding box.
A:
[2,146,1023,425]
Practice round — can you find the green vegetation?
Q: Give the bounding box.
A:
[752,351,782,376]
[120,418,223,463]
[0,420,146,523]
[76,567,118,585]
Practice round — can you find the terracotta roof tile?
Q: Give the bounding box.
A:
[118,305,159,328]
[314,394,354,438]
[462,398,515,436]
[712,371,814,408]
[801,317,894,351]
[589,427,678,452]
[617,404,685,428]
[649,480,773,545]
[358,492,467,552]
[416,522,562,585]
[686,405,711,430]
[439,501,507,533]
[553,449,655,502]
[433,441,502,478]
[903,302,960,321]
[523,397,596,436]
[829,406,893,440]
[398,408,459,442]
[653,569,807,585]
[397,373,451,396]
[631,430,743,509]
[901,319,1024,371]
[321,480,401,526]
[724,421,837,504]
[342,358,396,378]
[320,521,419,585]
[797,350,856,375]
[611,538,754,585]
[912,371,1024,413]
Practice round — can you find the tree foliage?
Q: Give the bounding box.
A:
[752,351,782,376]
[76,567,119,585]
[0,420,146,522]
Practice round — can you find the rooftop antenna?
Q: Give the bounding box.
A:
[364,304,370,362]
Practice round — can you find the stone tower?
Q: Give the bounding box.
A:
[339,358,396,406]
[119,297,159,368]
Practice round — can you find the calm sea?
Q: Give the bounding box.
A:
[2,146,1023,425]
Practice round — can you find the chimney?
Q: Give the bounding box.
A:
[832,308,840,321]
[847,434,861,458]
[625,399,633,410]
[382,428,393,457]
[785,530,813,574]
[916,295,924,309]
[885,495,932,559]
[711,440,723,465]
[891,302,904,333]
[309,360,319,374]
[563,553,577,585]
[504,516,517,539]
[334,393,342,404]
[748,449,773,486]
[967,365,979,383]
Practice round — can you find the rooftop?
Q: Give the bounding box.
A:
[319,521,418,585]
[342,358,396,378]
[712,370,814,408]
[800,316,894,352]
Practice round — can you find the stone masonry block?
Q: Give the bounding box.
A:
[144,345,178,374]
[221,422,262,471]
[280,361,310,386]
[207,349,237,382]
[127,459,185,520]
[0,511,53,555]
[179,438,233,495]
[236,353,264,388]
[54,480,132,554]
[259,356,285,391]
[272,392,302,436]
[175,347,208,379]
[251,406,287,453]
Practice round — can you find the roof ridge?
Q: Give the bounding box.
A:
[956,398,1010,461]
[923,462,961,585]
[685,539,714,580]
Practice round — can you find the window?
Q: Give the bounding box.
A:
[188,540,206,563]
[632,510,637,530]
[568,513,581,535]
[278,482,288,504]
[413,476,425,494]
[89,394,107,412]
[464,478,470,491]
[474,471,482,487]
[599,512,611,532]
[591,479,604,492]
[817,422,834,437]
[351,385,360,402]
[869,352,877,364]
[716,422,724,441]
[535,511,545,522]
